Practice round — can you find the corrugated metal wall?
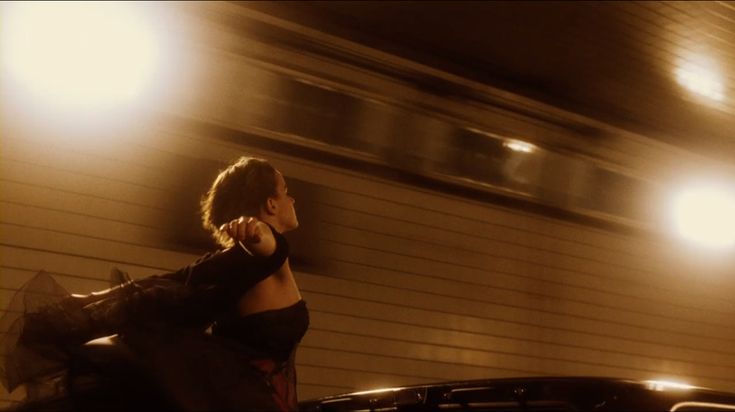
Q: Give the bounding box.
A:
[2,3,734,408]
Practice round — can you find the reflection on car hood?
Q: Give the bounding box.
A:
[299,376,735,412]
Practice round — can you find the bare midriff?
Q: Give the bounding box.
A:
[236,259,302,317]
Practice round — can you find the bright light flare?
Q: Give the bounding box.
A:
[350,387,403,396]
[645,380,696,391]
[504,139,536,153]
[670,183,735,249]
[1,2,160,111]
[675,60,725,102]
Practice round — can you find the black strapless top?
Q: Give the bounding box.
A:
[212,300,309,362]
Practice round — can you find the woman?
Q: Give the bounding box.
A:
[0,156,308,411]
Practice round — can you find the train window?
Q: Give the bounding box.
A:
[230,67,659,230]
[277,78,359,145]
[586,167,650,222]
[449,128,509,187]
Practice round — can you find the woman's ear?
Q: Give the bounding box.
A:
[265,197,277,215]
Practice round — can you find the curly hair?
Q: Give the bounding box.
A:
[200,156,278,248]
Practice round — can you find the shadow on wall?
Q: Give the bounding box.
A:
[281,179,328,273]
[157,157,223,253]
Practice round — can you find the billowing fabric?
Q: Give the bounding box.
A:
[0,230,309,411]
[0,271,74,393]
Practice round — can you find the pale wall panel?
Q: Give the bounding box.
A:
[0,158,170,210]
[299,290,735,369]
[296,274,735,385]
[315,189,734,297]
[1,137,185,193]
[312,265,735,352]
[0,201,167,249]
[0,181,175,229]
[318,202,655,274]
[320,257,734,334]
[303,330,734,392]
[298,346,506,384]
[0,223,193,270]
[319,230,734,316]
[296,270,733,355]
[313,182,734,285]
[308,312,733,380]
[317,225,735,337]
[0,246,168,284]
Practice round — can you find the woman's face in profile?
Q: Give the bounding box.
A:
[271,171,298,232]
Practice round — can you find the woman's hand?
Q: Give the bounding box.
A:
[220,217,276,257]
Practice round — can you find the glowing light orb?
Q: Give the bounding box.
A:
[1,2,160,111]
[675,60,725,102]
[671,183,735,249]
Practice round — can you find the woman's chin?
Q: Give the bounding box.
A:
[285,220,299,232]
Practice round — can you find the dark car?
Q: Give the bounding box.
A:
[299,377,735,412]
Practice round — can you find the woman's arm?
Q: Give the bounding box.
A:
[180,219,288,291]
[59,217,289,337]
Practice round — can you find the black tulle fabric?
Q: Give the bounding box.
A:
[0,271,76,394]
[0,230,309,411]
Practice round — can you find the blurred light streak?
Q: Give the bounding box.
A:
[503,139,536,153]
[675,58,725,102]
[644,380,695,392]
[1,2,161,112]
[350,387,403,396]
[670,182,735,249]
